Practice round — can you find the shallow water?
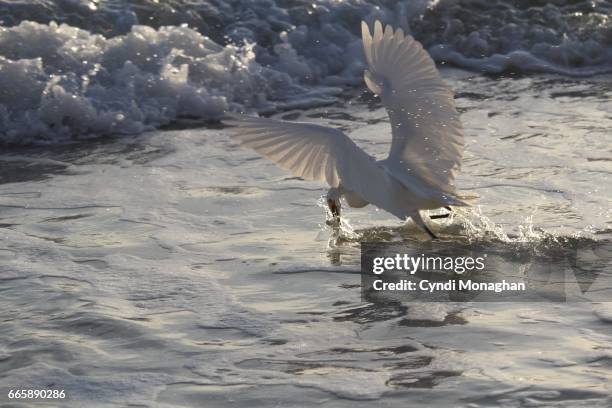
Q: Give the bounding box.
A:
[1,71,612,407]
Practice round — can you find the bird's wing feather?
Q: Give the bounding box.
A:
[224,114,406,218]
[362,20,464,192]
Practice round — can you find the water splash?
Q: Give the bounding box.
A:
[316,202,604,257]
[450,206,603,253]
[317,196,360,246]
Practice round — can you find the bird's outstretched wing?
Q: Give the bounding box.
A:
[362,20,464,193]
[224,115,405,217]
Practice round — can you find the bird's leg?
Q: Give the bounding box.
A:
[412,211,438,240]
[326,198,341,226]
[328,198,341,218]
[325,188,342,227]
[423,224,438,240]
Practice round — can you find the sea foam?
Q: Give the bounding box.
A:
[0,21,340,143]
[1,0,612,143]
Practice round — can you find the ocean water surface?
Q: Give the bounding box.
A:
[1,1,612,407]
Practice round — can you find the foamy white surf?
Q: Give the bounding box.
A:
[1,0,612,143]
[0,21,340,143]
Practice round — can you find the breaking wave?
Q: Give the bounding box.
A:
[1,0,612,143]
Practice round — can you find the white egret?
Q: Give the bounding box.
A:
[224,20,467,239]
